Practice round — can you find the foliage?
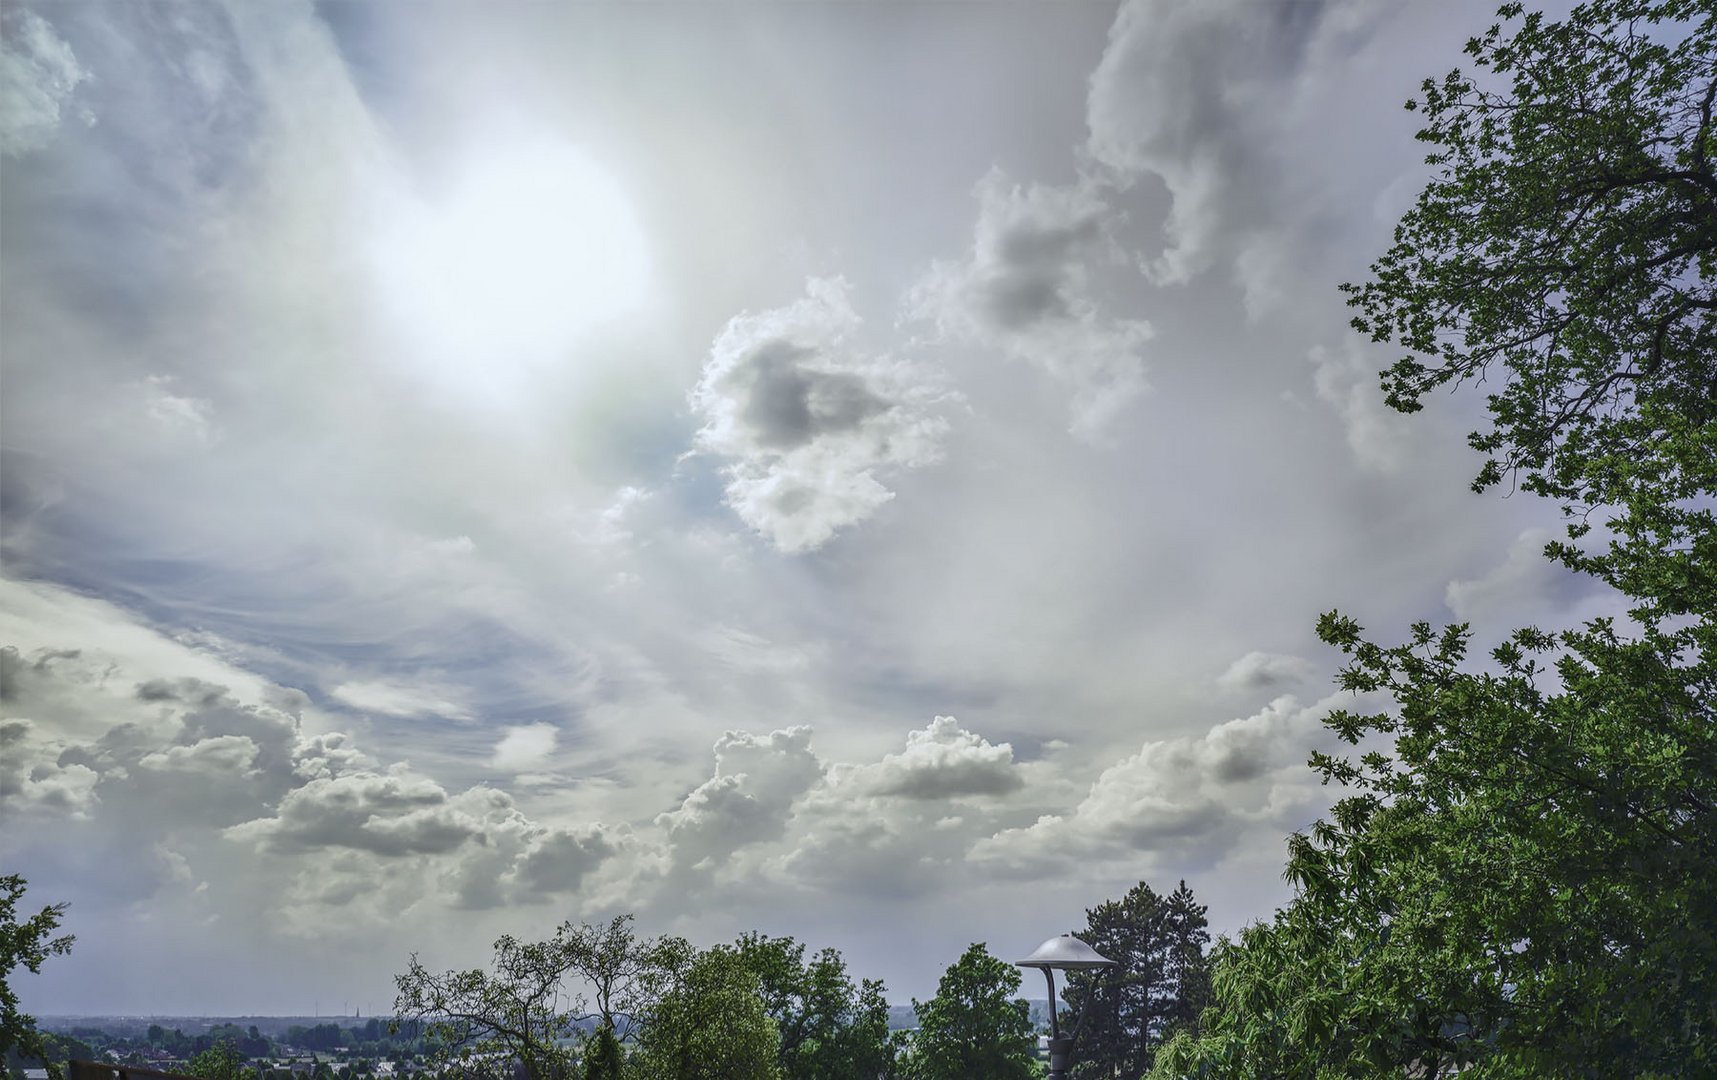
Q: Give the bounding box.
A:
[1157,614,1717,1076]
[0,876,74,1080]
[730,933,896,1080]
[1060,880,1209,1080]
[393,917,684,1080]
[904,943,1034,1080]
[631,945,781,1080]
[559,915,677,1045]
[1342,0,1717,624]
[187,1040,247,1080]
[1161,1,1717,1076]
[578,1026,624,1080]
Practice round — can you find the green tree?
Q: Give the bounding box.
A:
[187,1040,246,1080]
[1160,1,1717,1076]
[577,1025,624,1080]
[559,915,676,1047]
[905,943,1034,1080]
[1061,880,1209,1080]
[394,917,685,1080]
[631,945,781,1080]
[1342,0,1717,624]
[0,876,74,1080]
[729,934,895,1080]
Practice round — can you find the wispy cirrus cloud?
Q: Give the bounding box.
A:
[0,7,90,157]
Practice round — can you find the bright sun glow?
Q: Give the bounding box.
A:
[367,136,651,402]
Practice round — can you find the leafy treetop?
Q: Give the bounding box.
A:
[1343,0,1717,622]
[905,943,1034,1080]
[0,876,74,1079]
[1157,1,1717,1075]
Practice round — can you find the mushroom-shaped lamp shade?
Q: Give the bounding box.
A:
[1016,933,1116,971]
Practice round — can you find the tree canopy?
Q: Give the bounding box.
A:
[186,1040,246,1080]
[631,944,781,1080]
[904,943,1034,1080]
[0,876,74,1080]
[392,916,684,1080]
[392,921,907,1080]
[1159,2,1717,1076]
[729,933,896,1080]
[1343,0,1717,624]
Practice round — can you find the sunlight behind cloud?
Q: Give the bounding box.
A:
[366,134,651,404]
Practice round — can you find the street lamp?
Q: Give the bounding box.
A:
[1016,934,1116,1080]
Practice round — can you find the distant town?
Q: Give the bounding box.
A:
[7,1007,1054,1080]
[11,1016,437,1080]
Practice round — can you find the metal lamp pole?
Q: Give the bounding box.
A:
[1016,934,1116,1080]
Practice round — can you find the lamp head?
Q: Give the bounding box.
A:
[1015,933,1116,971]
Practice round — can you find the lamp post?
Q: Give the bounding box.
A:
[1016,934,1116,1080]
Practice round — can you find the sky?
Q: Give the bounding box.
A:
[0,0,1613,1016]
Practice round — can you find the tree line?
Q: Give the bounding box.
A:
[389,881,1211,1080]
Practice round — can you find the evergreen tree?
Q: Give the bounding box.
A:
[1062,880,1209,1080]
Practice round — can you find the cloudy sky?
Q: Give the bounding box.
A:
[1,0,1609,1015]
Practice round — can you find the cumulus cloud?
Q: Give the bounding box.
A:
[510,824,617,898]
[970,695,1341,877]
[1218,651,1316,694]
[1,663,308,827]
[1087,0,1258,283]
[692,278,948,553]
[911,171,1151,439]
[137,734,260,777]
[0,718,101,818]
[291,731,375,782]
[866,715,1023,799]
[0,599,620,925]
[226,771,522,857]
[0,7,90,157]
[768,717,1044,902]
[656,726,824,869]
